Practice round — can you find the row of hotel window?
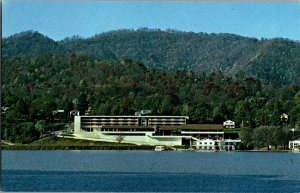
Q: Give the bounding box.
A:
[81,127,223,132]
[199,142,214,145]
[81,122,185,125]
[81,128,155,132]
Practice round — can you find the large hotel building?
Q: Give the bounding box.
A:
[74,115,240,150]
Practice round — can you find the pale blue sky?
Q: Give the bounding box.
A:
[3,1,300,41]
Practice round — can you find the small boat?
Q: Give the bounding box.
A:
[186,147,195,151]
[155,146,165,151]
[292,147,300,153]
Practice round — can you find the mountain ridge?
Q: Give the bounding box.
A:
[2,30,67,58]
[3,29,300,85]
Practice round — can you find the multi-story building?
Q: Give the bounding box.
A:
[74,115,240,147]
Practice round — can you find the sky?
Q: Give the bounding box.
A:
[3,1,300,41]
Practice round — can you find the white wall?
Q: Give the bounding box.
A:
[289,140,300,149]
[74,131,183,146]
[74,116,81,133]
[196,139,215,150]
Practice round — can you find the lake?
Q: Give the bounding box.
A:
[2,150,300,192]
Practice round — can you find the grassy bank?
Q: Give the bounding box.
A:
[1,136,155,150]
[2,137,292,152]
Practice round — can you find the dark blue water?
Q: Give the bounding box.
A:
[2,150,300,192]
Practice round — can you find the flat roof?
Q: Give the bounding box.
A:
[79,115,189,119]
[101,125,153,129]
[180,124,223,130]
[159,124,223,131]
[290,139,300,142]
[94,124,224,131]
[158,126,179,131]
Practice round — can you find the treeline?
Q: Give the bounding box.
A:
[2,51,300,145]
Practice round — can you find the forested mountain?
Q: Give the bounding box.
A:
[60,29,261,74]
[3,29,300,85]
[60,29,300,85]
[2,30,300,146]
[245,38,300,85]
[2,52,300,125]
[2,31,66,58]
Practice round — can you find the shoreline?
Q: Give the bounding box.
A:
[1,136,292,152]
[1,145,292,152]
[1,145,154,150]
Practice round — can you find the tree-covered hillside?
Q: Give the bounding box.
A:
[2,31,66,58]
[4,29,300,85]
[60,29,300,85]
[60,29,261,74]
[245,38,300,85]
[2,30,300,147]
[2,51,300,143]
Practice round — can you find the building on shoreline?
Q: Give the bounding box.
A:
[195,139,216,150]
[74,115,240,148]
[289,139,300,150]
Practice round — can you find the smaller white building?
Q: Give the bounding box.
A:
[289,139,300,150]
[223,120,235,128]
[219,139,241,151]
[280,113,288,121]
[195,139,215,150]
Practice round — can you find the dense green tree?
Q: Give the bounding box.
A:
[15,98,29,116]
[289,105,300,127]
[252,126,279,150]
[18,122,39,143]
[239,127,254,149]
[4,107,21,123]
[2,31,300,144]
[77,93,89,115]
[35,120,46,137]
[277,125,293,149]
[160,95,174,115]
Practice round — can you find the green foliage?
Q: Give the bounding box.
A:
[251,126,293,150]
[2,29,300,145]
[116,135,125,144]
[61,29,261,76]
[77,93,89,115]
[2,53,299,125]
[160,95,174,115]
[4,29,300,86]
[246,39,300,85]
[239,127,254,149]
[35,120,46,137]
[3,122,40,144]
[2,31,66,58]
[252,126,276,149]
